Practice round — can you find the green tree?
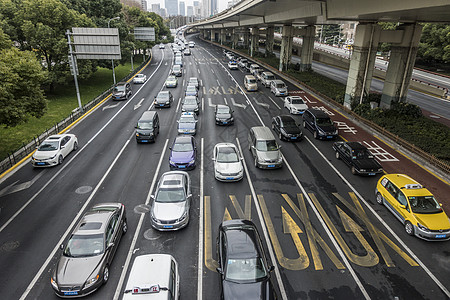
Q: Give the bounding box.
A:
[62,0,122,25]
[0,31,48,127]
[418,24,450,64]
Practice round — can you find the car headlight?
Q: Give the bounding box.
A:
[50,277,58,289]
[216,117,220,121]
[318,128,325,134]
[49,154,56,160]
[136,133,140,137]
[417,223,430,232]
[189,159,195,164]
[277,157,283,163]
[334,129,339,135]
[165,101,170,104]
[84,274,99,289]
[378,168,383,172]
[169,160,175,165]
[177,212,188,222]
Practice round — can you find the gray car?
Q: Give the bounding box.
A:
[150,171,192,231]
[51,203,127,297]
[181,96,199,114]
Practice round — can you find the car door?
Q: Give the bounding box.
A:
[341,144,352,166]
[105,213,120,264]
[393,189,410,223]
[61,137,71,157]
[272,117,280,134]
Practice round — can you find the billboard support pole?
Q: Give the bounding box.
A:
[66,30,83,113]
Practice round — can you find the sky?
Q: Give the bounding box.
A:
[145,0,228,14]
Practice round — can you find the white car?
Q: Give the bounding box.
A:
[123,254,179,300]
[284,96,308,114]
[133,73,147,84]
[188,77,199,89]
[213,143,244,182]
[31,134,78,167]
[270,79,288,96]
[228,61,238,70]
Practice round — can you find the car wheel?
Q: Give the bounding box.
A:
[376,193,383,205]
[351,166,357,175]
[103,266,109,284]
[335,151,340,159]
[73,142,78,151]
[313,131,318,139]
[254,157,258,168]
[405,221,414,236]
[58,155,63,165]
[122,220,128,234]
[303,121,306,128]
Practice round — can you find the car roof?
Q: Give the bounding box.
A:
[250,126,275,140]
[216,104,230,109]
[215,142,237,150]
[116,81,128,86]
[174,135,194,143]
[46,135,64,141]
[307,109,329,118]
[160,171,187,188]
[272,79,284,84]
[74,204,120,235]
[383,174,432,196]
[158,91,169,95]
[345,142,366,150]
[221,220,260,259]
[189,77,198,81]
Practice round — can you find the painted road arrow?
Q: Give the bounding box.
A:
[231,97,247,109]
[134,98,145,110]
[102,103,120,111]
[0,171,45,197]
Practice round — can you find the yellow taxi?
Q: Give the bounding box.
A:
[375,174,450,241]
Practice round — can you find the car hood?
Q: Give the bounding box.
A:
[291,104,308,110]
[257,150,281,161]
[182,104,198,111]
[171,151,194,163]
[166,80,176,85]
[353,159,381,169]
[136,129,154,134]
[275,87,287,92]
[179,122,196,130]
[34,150,58,159]
[223,279,275,300]
[414,212,450,230]
[113,91,125,96]
[216,162,242,174]
[217,113,232,120]
[56,255,103,286]
[156,98,169,103]
[282,126,301,135]
[153,201,187,221]
[318,124,337,133]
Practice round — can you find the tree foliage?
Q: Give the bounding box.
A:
[418,24,450,64]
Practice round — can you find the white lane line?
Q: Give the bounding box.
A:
[268,96,281,110]
[202,97,205,112]
[211,69,215,74]
[216,79,220,85]
[197,138,204,300]
[176,97,182,112]
[198,69,201,74]
[20,138,131,300]
[113,139,169,300]
[223,97,228,105]
[303,136,450,298]
[0,49,166,234]
[236,138,288,300]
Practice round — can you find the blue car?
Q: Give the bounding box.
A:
[169,136,196,170]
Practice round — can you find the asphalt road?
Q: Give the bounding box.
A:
[0,34,449,300]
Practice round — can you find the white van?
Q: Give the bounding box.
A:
[249,64,261,76]
[244,75,258,91]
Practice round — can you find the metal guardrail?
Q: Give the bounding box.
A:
[0,59,149,174]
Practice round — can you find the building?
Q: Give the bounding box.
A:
[165,0,178,16]
[227,0,239,8]
[160,7,167,17]
[141,0,147,11]
[151,3,160,14]
[187,5,194,17]
[211,0,217,15]
[179,1,185,16]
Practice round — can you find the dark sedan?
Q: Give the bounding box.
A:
[271,115,302,141]
[154,91,173,108]
[216,219,277,300]
[333,141,383,175]
[51,203,127,297]
[215,104,234,125]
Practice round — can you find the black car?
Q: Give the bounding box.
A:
[216,220,277,300]
[112,82,132,100]
[333,141,383,175]
[51,203,127,297]
[302,108,338,139]
[154,91,174,108]
[215,104,234,125]
[271,115,302,141]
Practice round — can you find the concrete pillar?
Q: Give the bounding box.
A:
[220,29,226,45]
[279,25,294,72]
[250,26,259,57]
[243,28,250,48]
[210,29,216,42]
[265,25,274,56]
[380,24,422,108]
[300,25,315,71]
[344,23,381,109]
[232,28,238,49]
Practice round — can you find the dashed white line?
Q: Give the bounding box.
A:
[268,96,281,110]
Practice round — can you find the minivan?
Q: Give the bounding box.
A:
[244,75,258,91]
[248,126,283,169]
[249,64,261,75]
[261,72,276,87]
[302,108,338,139]
[135,111,159,143]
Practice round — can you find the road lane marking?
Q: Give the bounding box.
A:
[176,97,182,112]
[268,96,281,110]
[204,196,218,272]
[0,171,44,197]
[198,138,205,300]
[133,98,145,110]
[229,195,251,220]
[223,97,228,105]
[113,139,169,300]
[20,138,132,300]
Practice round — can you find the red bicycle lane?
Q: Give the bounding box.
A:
[290,90,450,214]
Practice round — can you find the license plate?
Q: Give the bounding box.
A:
[291,137,297,140]
[115,97,120,100]
[178,165,186,168]
[435,234,446,238]
[327,136,333,139]
[159,104,164,106]
[226,177,234,180]
[368,173,375,176]
[141,140,148,143]
[268,164,275,168]
[163,225,174,229]
[223,122,228,124]
[37,162,45,165]
[63,291,78,296]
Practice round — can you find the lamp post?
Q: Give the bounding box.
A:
[108,16,120,85]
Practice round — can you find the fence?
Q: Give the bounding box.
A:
[0,58,149,174]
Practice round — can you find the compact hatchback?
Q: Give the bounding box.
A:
[112,82,132,100]
[270,80,288,96]
[169,136,197,170]
[150,171,192,231]
[32,134,78,167]
[51,203,127,297]
[375,174,450,241]
[133,73,147,84]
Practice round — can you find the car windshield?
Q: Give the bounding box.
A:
[137,121,152,129]
[173,66,181,71]
[114,85,125,92]
[217,147,239,163]
[316,117,333,126]
[187,86,196,92]
[179,116,195,123]
[38,140,59,151]
[276,83,285,88]
[157,93,169,100]
[225,258,267,281]
[189,78,198,84]
[217,107,230,114]
[354,149,373,159]
[409,196,442,214]
[291,98,305,104]
[172,141,193,152]
[256,140,278,151]
[248,79,256,84]
[64,234,104,258]
[282,120,297,128]
[167,76,176,81]
[136,74,144,78]
[267,75,275,80]
[155,188,185,203]
[184,98,197,105]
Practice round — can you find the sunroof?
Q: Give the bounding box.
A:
[79,222,102,230]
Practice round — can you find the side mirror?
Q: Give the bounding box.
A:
[251,146,256,150]
[135,126,138,129]
[188,194,192,198]
[169,147,172,150]
[278,145,282,149]
[60,146,65,149]
[150,195,155,200]
[212,158,215,161]
[60,244,64,250]
[399,204,406,209]
[216,267,223,275]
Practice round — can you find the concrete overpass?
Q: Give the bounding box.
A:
[189,0,450,108]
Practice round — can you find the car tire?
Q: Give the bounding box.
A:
[73,142,78,151]
[103,265,109,285]
[335,151,340,159]
[376,193,383,205]
[58,155,63,165]
[313,131,318,139]
[122,219,128,234]
[405,221,414,236]
[254,157,258,168]
[351,166,357,175]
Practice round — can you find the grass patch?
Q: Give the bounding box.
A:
[0,57,143,160]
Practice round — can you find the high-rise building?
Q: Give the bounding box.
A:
[179,1,185,16]
[165,0,178,16]
[211,0,217,15]
[160,7,167,17]
[141,0,147,11]
[227,0,239,8]
[187,6,194,17]
[151,3,160,14]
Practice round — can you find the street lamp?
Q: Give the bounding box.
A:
[108,16,120,85]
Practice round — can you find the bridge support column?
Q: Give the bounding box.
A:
[279,25,294,72]
[299,25,315,71]
[243,28,250,48]
[250,26,259,57]
[210,29,216,42]
[220,29,226,45]
[265,25,274,56]
[232,28,238,49]
[344,23,380,109]
[380,24,422,108]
